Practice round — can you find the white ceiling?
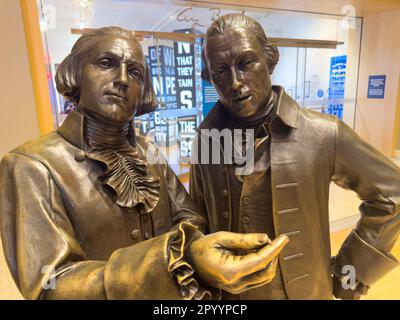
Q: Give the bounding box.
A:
[184,0,400,17]
[41,0,362,63]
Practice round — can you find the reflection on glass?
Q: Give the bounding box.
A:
[38,0,362,175]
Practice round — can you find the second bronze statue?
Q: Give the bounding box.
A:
[190,13,400,300]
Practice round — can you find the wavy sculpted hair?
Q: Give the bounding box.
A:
[55,26,157,116]
[201,14,280,81]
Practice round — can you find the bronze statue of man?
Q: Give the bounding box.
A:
[0,26,288,300]
[190,14,400,299]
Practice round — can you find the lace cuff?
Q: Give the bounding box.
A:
[168,222,220,300]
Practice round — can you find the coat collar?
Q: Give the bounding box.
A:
[198,86,299,133]
[57,110,137,150]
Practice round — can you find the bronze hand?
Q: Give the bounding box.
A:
[189,232,289,294]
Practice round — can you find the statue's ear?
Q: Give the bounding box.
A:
[55,52,81,105]
[266,44,280,75]
[136,64,158,116]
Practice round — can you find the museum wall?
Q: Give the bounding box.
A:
[0,1,34,300]
[0,1,39,158]
[398,123,400,153]
[355,8,400,157]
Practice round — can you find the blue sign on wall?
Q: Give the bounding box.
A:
[202,80,219,117]
[325,55,347,119]
[148,45,177,145]
[173,29,203,160]
[368,75,386,99]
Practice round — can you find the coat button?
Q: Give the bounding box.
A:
[222,211,229,218]
[242,196,250,204]
[222,189,228,197]
[74,151,86,162]
[144,232,151,240]
[242,216,250,224]
[131,229,140,240]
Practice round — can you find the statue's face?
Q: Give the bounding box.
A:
[205,29,272,118]
[79,35,145,123]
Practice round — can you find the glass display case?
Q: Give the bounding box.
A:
[37,0,362,176]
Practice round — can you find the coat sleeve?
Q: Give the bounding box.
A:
[163,159,207,234]
[151,148,215,300]
[0,152,205,300]
[145,139,207,233]
[189,163,208,227]
[332,119,400,287]
[188,133,209,229]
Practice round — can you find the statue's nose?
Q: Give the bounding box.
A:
[231,67,242,90]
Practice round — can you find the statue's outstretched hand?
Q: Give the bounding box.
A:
[189,232,289,294]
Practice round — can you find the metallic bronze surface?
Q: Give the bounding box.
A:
[0,26,289,300]
[190,13,400,299]
[189,232,289,294]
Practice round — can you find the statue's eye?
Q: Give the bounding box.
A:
[217,66,228,74]
[96,58,113,69]
[128,68,143,81]
[244,58,255,67]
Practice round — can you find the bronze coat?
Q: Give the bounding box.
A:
[0,111,205,300]
[190,86,400,299]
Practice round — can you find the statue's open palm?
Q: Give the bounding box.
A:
[190,232,289,294]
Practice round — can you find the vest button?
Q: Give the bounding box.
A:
[74,151,86,162]
[242,216,250,224]
[222,211,229,218]
[131,229,140,240]
[222,189,229,197]
[144,232,151,240]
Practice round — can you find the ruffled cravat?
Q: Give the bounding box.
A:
[83,113,160,213]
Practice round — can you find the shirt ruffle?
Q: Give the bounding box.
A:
[85,144,160,212]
